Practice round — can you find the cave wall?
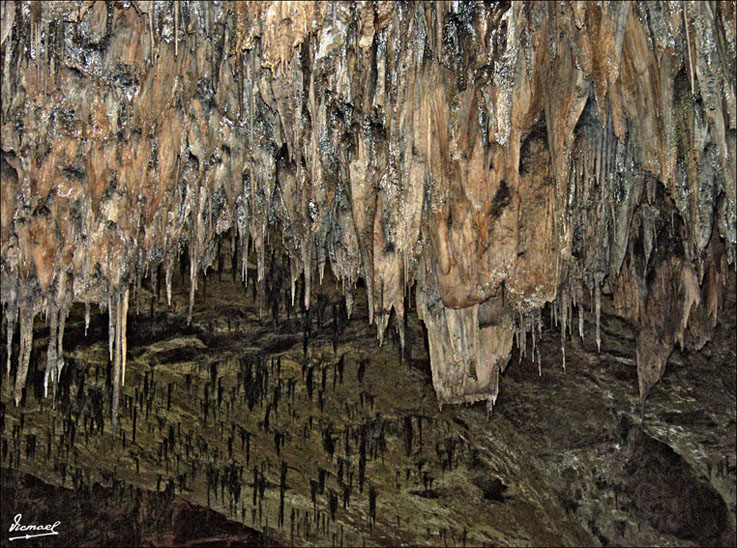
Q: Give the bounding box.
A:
[0,1,735,419]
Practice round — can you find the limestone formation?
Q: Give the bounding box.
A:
[1,1,735,418]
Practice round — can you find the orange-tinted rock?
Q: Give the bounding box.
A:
[0,1,734,411]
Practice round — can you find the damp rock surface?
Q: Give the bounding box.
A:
[0,1,735,412]
[0,259,734,547]
[0,468,278,547]
[0,1,735,545]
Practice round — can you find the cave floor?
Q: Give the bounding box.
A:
[1,262,735,547]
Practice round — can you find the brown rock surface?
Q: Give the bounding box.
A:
[0,251,733,546]
[0,0,735,433]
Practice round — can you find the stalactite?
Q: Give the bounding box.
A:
[0,0,734,425]
[1,2,12,104]
[4,299,16,381]
[595,274,603,353]
[111,288,127,435]
[12,303,32,406]
[369,484,377,527]
[561,290,568,372]
[166,261,173,307]
[84,302,90,337]
[108,292,115,363]
[43,300,58,399]
[578,304,584,340]
[188,244,197,325]
[531,311,536,361]
[56,275,69,392]
[174,0,178,58]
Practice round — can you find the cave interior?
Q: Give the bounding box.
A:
[0,1,736,546]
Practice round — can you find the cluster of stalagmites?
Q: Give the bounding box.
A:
[0,1,735,422]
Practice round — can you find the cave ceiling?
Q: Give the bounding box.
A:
[0,0,735,424]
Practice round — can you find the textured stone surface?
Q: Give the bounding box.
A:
[0,0,735,439]
[0,468,277,546]
[0,257,733,546]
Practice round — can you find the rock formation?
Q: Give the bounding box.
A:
[1,1,735,421]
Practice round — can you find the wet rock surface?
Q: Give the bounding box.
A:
[499,273,737,547]
[1,1,735,414]
[0,260,734,546]
[0,1,735,545]
[1,468,277,547]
